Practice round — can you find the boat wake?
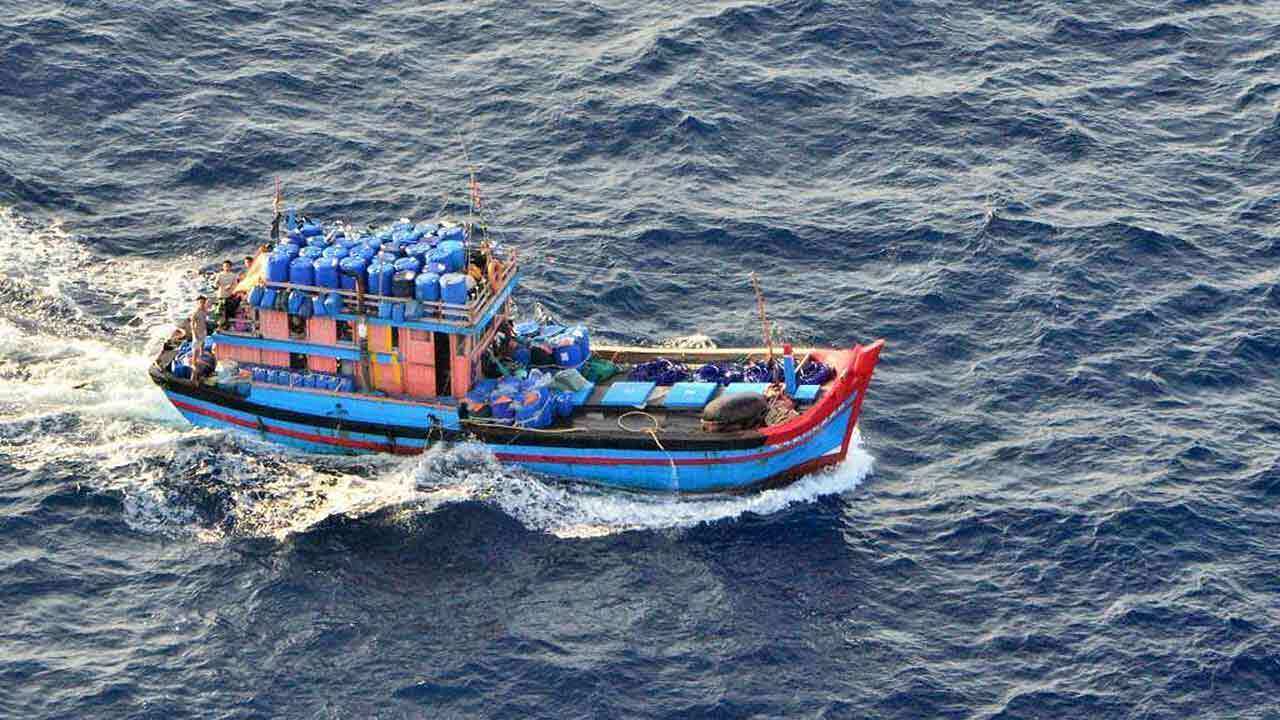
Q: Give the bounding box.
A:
[0,208,875,542]
[393,440,874,539]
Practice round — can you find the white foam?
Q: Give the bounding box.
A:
[0,206,877,541]
[397,440,875,538]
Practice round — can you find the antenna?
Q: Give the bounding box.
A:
[749,272,775,371]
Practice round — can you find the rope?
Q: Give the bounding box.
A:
[617,411,678,487]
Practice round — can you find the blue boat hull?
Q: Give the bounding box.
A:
[166,388,858,493]
[154,341,883,494]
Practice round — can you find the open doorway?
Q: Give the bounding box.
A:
[433,332,451,396]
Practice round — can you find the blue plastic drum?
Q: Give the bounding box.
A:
[415,272,441,302]
[440,273,468,305]
[289,257,315,286]
[392,270,417,299]
[367,261,395,295]
[394,256,422,274]
[438,240,465,273]
[314,257,340,288]
[338,256,367,290]
[267,253,291,282]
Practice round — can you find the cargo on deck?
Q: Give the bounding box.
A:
[151,199,884,493]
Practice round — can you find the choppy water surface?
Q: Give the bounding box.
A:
[2,1,1279,717]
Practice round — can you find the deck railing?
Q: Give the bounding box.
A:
[259,253,519,330]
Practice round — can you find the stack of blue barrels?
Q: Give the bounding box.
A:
[265,217,476,320]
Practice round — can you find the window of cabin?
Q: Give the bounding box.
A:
[289,353,307,370]
[336,320,354,343]
[390,326,400,351]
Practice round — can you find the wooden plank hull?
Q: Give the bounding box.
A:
[152,341,883,494]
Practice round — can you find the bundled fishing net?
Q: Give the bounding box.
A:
[627,358,691,385]
[797,359,835,385]
[631,357,836,387]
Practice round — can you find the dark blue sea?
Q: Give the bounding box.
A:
[2,1,1279,717]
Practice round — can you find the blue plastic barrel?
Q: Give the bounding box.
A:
[312,296,328,317]
[289,372,304,386]
[392,270,417,298]
[378,300,394,319]
[391,303,405,323]
[405,242,433,260]
[353,244,378,262]
[278,242,302,259]
[423,260,448,276]
[381,241,404,257]
[338,377,355,393]
[314,257,340,289]
[285,208,299,232]
[424,247,451,271]
[440,273,468,305]
[367,261,395,295]
[251,367,268,383]
[301,222,323,238]
[324,292,343,316]
[337,235,360,249]
[289,256,315,286]
[339,256,367,291]
[248,286,264,307]
[415,272,441,301]
[259,288,277,309]
[299,246,324,260]
[267,253,290,283]
[404,301,421,320]
[415,222,439,236]
[377,252,400,264]
[440,226,465,244]
[306,235,328,248]
[438,240,465,272]
[393,256,422,274]
[322,245,348,260]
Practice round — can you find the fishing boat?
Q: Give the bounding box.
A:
[150,203,883,494]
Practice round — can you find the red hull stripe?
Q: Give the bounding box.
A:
[171,398,419,455]
[171,397,852,468]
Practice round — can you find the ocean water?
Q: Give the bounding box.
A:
[2,0,1279,717]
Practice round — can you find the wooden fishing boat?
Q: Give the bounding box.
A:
[150,213,883,494]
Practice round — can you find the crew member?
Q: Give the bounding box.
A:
[189,295,209,383]
[213,260,240,328]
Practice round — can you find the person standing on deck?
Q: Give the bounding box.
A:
[188,296,209,382]
[213,260,239,329]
